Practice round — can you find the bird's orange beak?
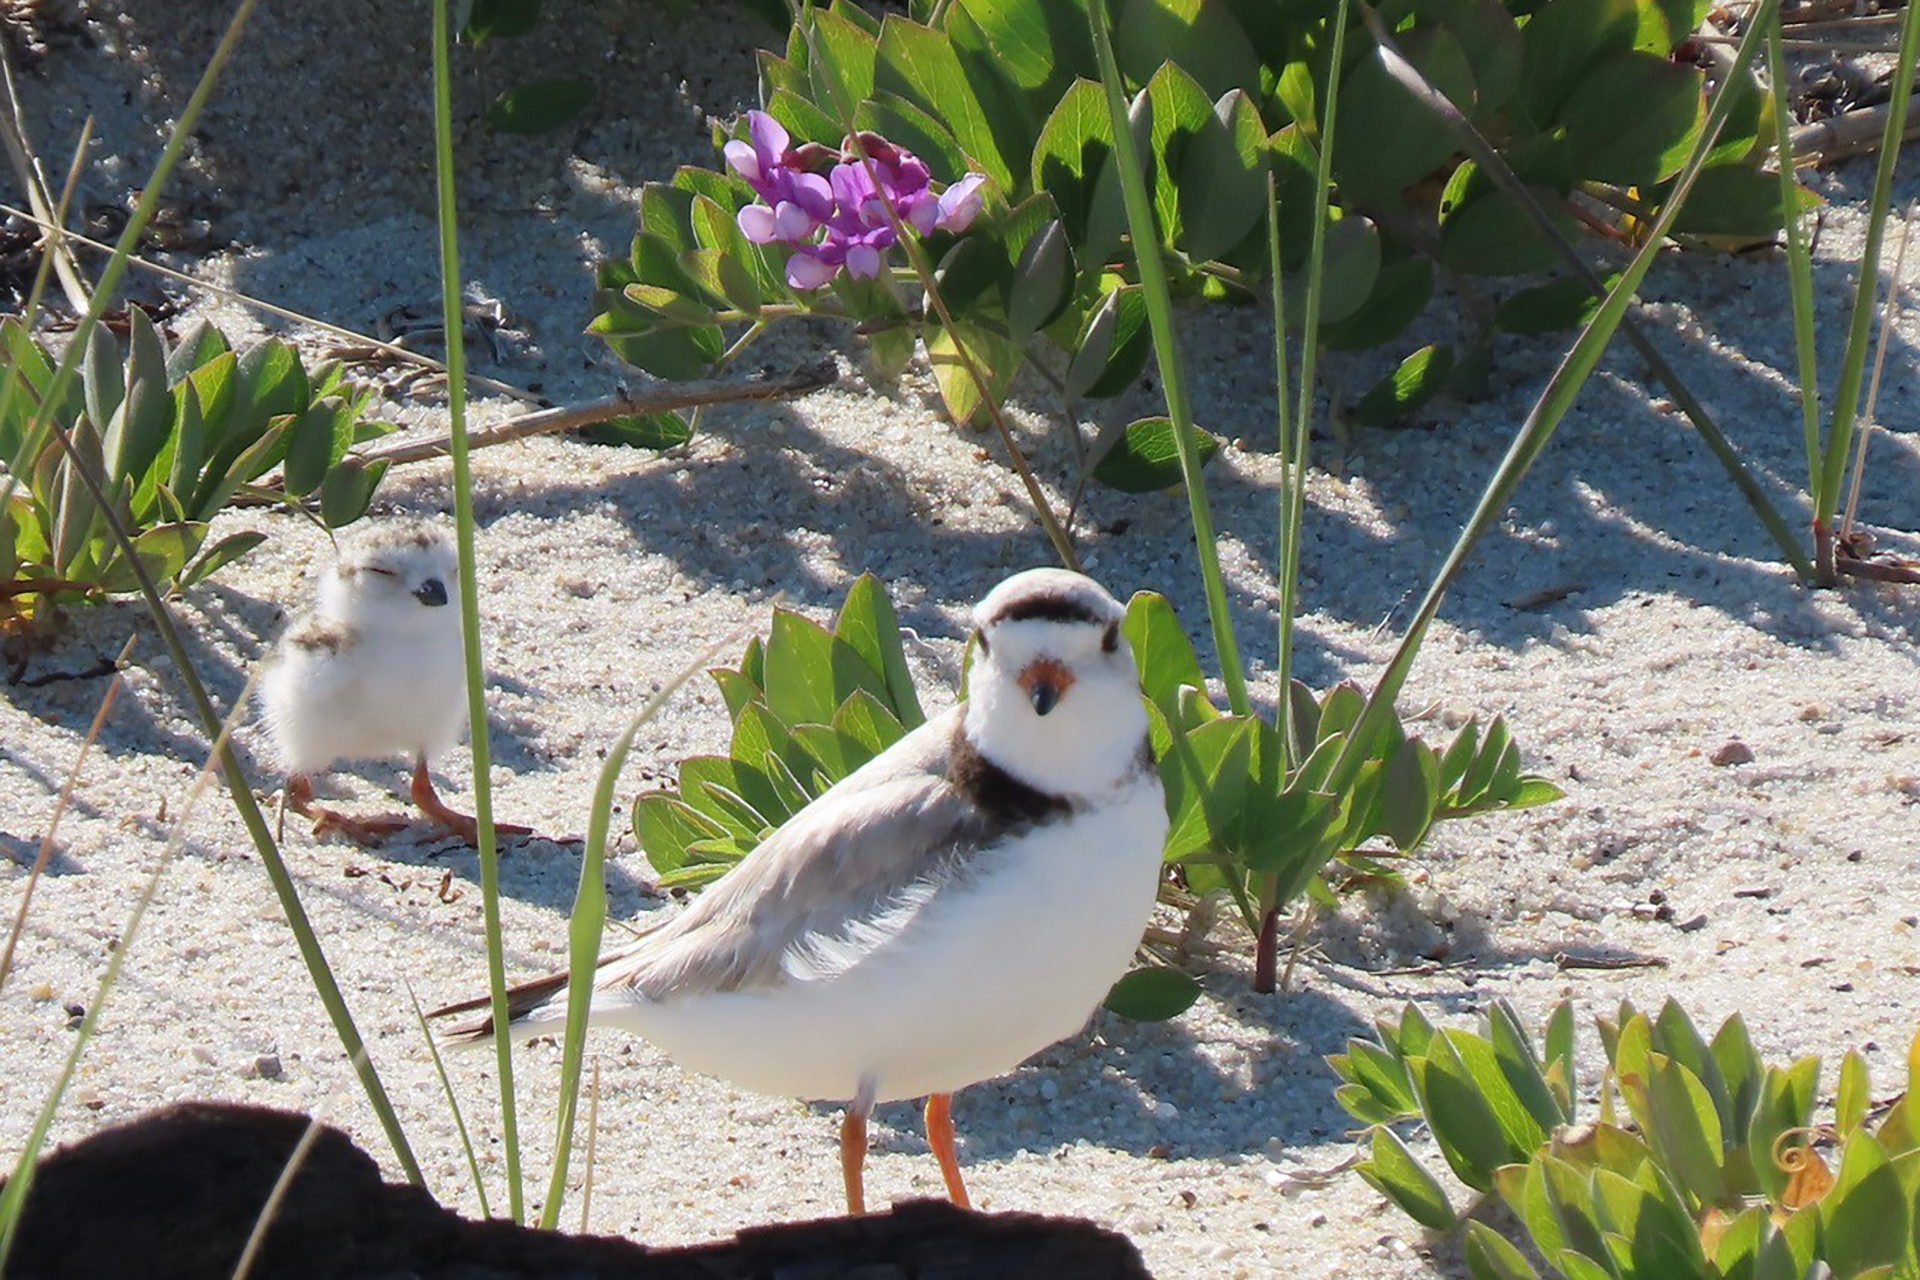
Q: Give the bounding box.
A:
[1018,657,1073,716]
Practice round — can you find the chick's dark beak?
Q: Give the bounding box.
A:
[1029,681,1059,716]
[414,577,449,607]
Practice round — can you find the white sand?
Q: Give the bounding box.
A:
[3,4,1918,1277]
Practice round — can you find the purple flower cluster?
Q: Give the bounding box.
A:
[724,111,987,291]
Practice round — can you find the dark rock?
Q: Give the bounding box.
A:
[4,1102,1154,1280]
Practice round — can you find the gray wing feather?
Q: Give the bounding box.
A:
[596,706,989,1002]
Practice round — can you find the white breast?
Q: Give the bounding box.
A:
[592,778,1169,1104]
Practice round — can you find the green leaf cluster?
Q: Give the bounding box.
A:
[632,573,925,890]
[0,308,394,620]
[1333,997,1920,1280]
[584,0,1812,431]
[1126,589,1560,917]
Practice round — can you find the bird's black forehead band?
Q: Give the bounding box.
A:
[985,593,1106,627]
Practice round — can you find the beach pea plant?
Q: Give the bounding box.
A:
[1333,998,1920,1280]
[0,308,392,625]
[587,0,1809,454]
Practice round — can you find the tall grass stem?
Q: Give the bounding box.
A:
[429,0,522,1222]
[1087,0,1250,717]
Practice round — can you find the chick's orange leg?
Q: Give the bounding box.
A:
[286,773,411,844]
[925,1092,971,1209]
[840,1108,868,1216]
[409,756,532,845]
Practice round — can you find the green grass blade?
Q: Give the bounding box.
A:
[430,0,521,1222]
[540,631,741,1229]
[1088,0,1250,716]
[0,668,260,1269]
[1765,15,1822,499]
[228,1114,325,1280]
[1811,0,1920,548]
[1356,2,1812,581]
[0,117,89,494]
[1312,0,1782,869]
[407,984,492,1219]
[1269,170,1298,746]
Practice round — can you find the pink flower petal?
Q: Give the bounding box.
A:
[845,242,885,279]
[934,174,986,233]
[745,110,789,164]
[723,140,760,184]
[772,201,816,242]
[786,251,838,290]
[737,204,779,244]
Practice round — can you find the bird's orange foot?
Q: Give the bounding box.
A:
[308,807,414,845]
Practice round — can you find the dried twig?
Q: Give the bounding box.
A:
[1793,92,1920,166]
[0,43,88,313]
[1554,949,1669,971]
[353,361,838,468]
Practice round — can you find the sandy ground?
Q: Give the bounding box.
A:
[2,3,1918,1277]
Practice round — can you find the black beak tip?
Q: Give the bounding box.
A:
[415,578,449,607]
[1029,684,1058,717]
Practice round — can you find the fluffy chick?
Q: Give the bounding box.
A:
[259,521,523,845]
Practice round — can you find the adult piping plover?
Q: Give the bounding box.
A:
[434,568,1168,1213]
[259,521,529,846]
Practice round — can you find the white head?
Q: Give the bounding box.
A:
[317,521,460,633]
[962,568,1149,800]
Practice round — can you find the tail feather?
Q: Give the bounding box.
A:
[428,970,573,1042]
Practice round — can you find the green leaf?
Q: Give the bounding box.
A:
[1008,219,1072,343]
[1494,275,1614,335]
[485,78,593,134]
[579,412,692,450]
[853,92,970,184]
[1411,1043,1515,1191]
[94,521,207,593]
[809,6,879,106]
[1321,254,1434,351]
[1334,26,1477,205]
[1360,1126,1456,1230]
[1114,0,1261,101]
[1464,1221,1541,1280]
[763,609,841,727]
[1279,215,1380,327]
[1438,164,1576,276]
[1837,1049,1870,1136]
[1558,52,1703,185]
[178,530,267,589]
[834,573,924,729]
[317,455,387,528]
[282,398,344,498]
[1176,88,1268,262]
[1489,1000,1569,1133]
[1667,164,1818,239]
[1518,0,1641,125]
[956,0,1091,97]
[876,14,1012,188]
[81,322,123,452]
[1093,416,1221,492]
[924,315,1017,427]
[1378,736,1438,850]
[634,793,727,874]
[1748,1056,1819,1207]
[1356,344,1454,426]
[1123,590,1206,716]
[1644,1056,1725,1207]
[1065,286,1151,400]
[1031,78,1112,239]
[1102,966,1201,1021]
[1823,1131,1908,1278]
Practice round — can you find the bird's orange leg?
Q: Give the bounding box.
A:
[925,1092,971,1209]
[286,774,411,845]
[409,756,531,846]
[840,1108,869,1216]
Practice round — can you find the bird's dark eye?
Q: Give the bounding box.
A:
[414,578,449,607]
[1102,621,1119,654]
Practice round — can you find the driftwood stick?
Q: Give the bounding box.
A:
[355,360,838,468]
[1793,93,1920,167]
[1834,556,1920,584]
